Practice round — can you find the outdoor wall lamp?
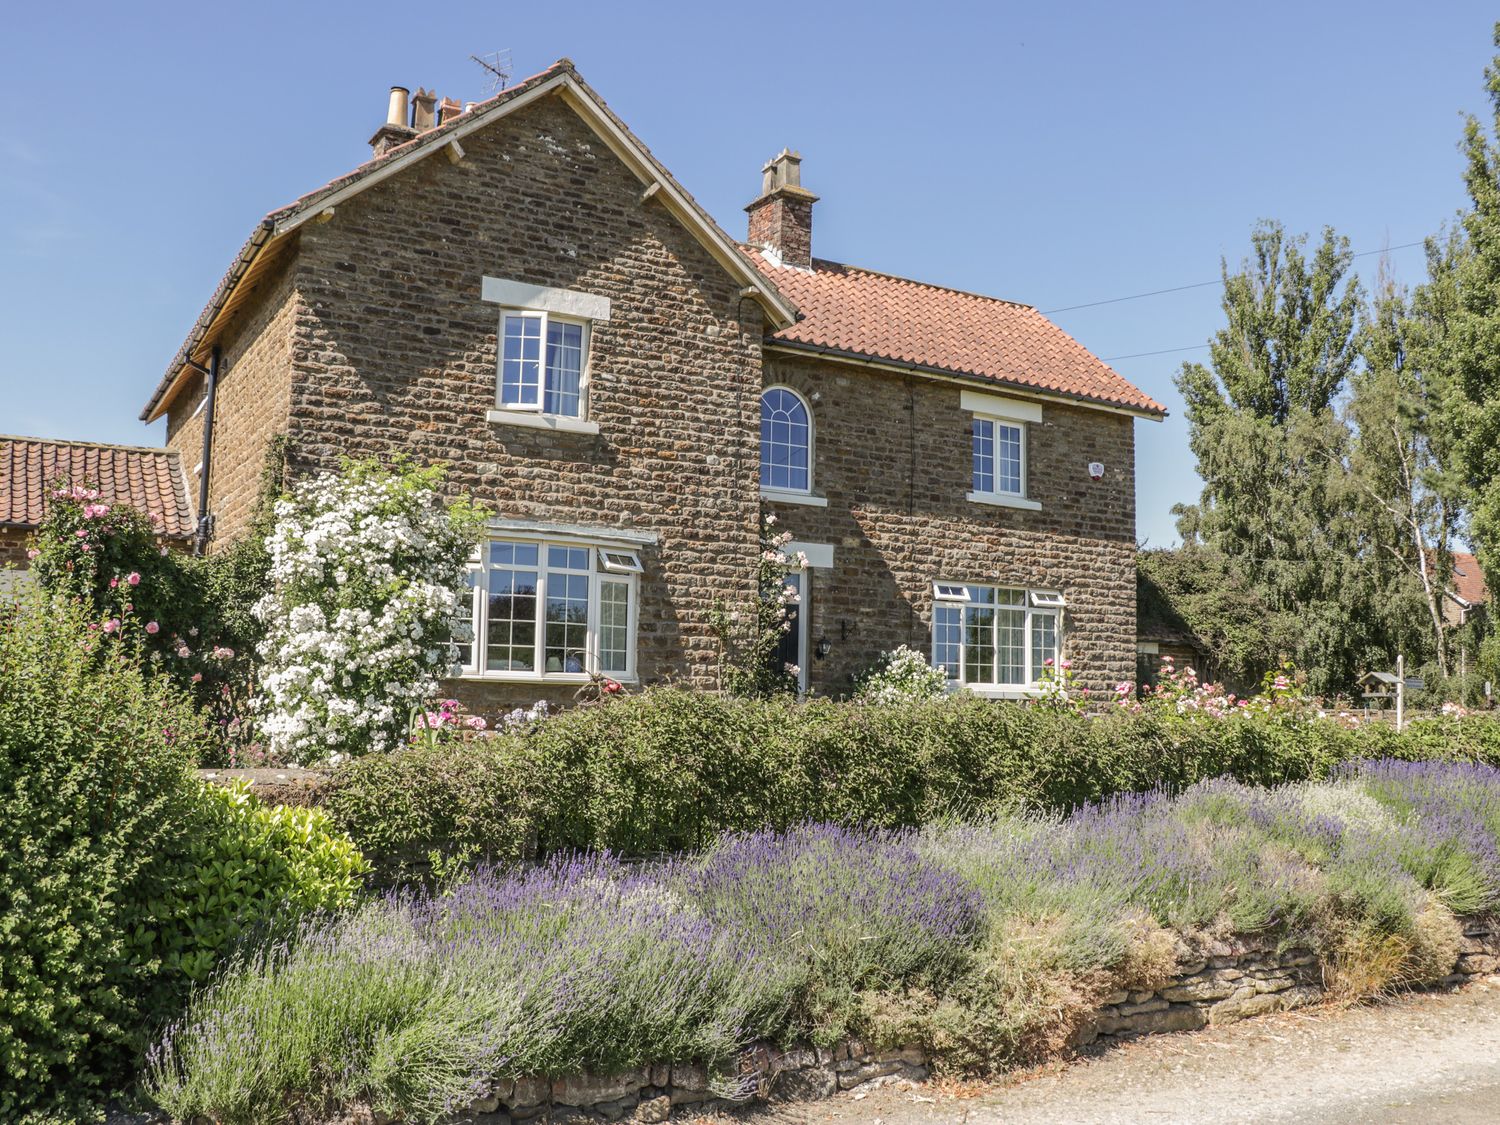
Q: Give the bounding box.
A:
[816,636,832,660]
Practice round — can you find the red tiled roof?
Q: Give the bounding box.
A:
[1451,551,1488,606]
[753,254,1166,416]
[0,436,194,538]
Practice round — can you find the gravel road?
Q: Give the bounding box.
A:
[708,977,1500,1125]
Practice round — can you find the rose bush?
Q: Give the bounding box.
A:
[255,459,484,762]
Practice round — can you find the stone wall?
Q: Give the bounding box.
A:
[277,92,765,713]
[164,254,299,549]
[763,352,1138,699]
[1082,919,1500,1045]
[424,920,1500,1124]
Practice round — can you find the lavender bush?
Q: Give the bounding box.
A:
[147,761,1500,1123]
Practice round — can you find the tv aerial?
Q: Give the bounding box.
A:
[470,50,513,96]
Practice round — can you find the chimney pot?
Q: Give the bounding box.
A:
[437,96,464,126]
[370,85,418,158]
[412,87,438,131]
[386,86,411,127]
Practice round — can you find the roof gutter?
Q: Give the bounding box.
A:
[763,341,1169,421]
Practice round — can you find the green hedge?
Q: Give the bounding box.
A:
[0,585,370,1122]
[325,689,1500,877]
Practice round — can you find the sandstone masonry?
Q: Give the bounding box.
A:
[145,62,1161,716]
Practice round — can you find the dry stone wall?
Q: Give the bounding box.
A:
[426,920,1500,1125]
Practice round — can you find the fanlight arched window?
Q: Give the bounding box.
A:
[760,386,812,493]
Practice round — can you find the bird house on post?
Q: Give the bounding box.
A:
[1359,657,1424,729]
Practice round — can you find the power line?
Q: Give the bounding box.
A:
[1102,344,1209,361]
[1042,240,1427,314]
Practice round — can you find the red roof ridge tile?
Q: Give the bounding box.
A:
[0,433,181,456]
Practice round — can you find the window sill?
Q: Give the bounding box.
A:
[447,670,638,685]
[760,488,829,507]
[958,684,1042,700]
[486,409,600,435]
[967,491,1042,511]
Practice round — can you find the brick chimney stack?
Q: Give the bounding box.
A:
[745,150,818,269]
[411,88,438,131]
[369,86,417,158]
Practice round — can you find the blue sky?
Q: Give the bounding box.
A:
[1,1,1494,545]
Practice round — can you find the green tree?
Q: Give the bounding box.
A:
[1347,249,1468,676]
[1448,26,1500,596]
[1174,222,1371,692]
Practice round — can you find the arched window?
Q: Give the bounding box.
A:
[760,386,812,493]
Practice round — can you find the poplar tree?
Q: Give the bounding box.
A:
[1448,24,1500,593]
[1174,222,1369,691]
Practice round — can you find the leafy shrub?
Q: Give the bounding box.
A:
[708,513,802,697]
[855,644,949,703]
[327,688,1500,872]
[0,582,370,1120]
[255,459,485,762]
[139,781,369,983]
[28,478,264,760]
[0,587,211,1119]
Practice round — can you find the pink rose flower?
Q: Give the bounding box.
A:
[145,621,160,635]
[191,672,203,684]
[127,572,141,587]
[102,619,120,634]
[109,577,119,589]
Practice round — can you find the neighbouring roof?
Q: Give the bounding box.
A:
[1450,551,1488,607]
[0,436,194,538]
[141,59,796,423]
[1136,569,1208,651]
[753,255,1166,417]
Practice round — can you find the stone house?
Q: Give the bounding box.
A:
[1443,551,1489,629]
[0,436,195,589]
[138,59,1164,712]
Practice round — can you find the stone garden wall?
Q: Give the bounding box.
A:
[428,919,1500,1125]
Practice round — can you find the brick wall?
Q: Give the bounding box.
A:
[0,526,30,571]
[762,352,1139,698]
[164,255,299,547]
[278,93,765,710]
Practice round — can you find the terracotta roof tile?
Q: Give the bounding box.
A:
[0,436,194,539]
[1452,551,1488,606]
[753,254,1166,416]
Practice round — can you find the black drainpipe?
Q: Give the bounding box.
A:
[193,344,221,556]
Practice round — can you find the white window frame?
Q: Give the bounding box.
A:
[930,582,1064,695]
[495,309,592,420]
[962,389,1043,511]
[598,548,644,574]
[759,384,818,502]
[450,537,640,683]
[482,276,610,435]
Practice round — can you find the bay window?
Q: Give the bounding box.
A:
[452,539,640,680]
[932,583,1062,689]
